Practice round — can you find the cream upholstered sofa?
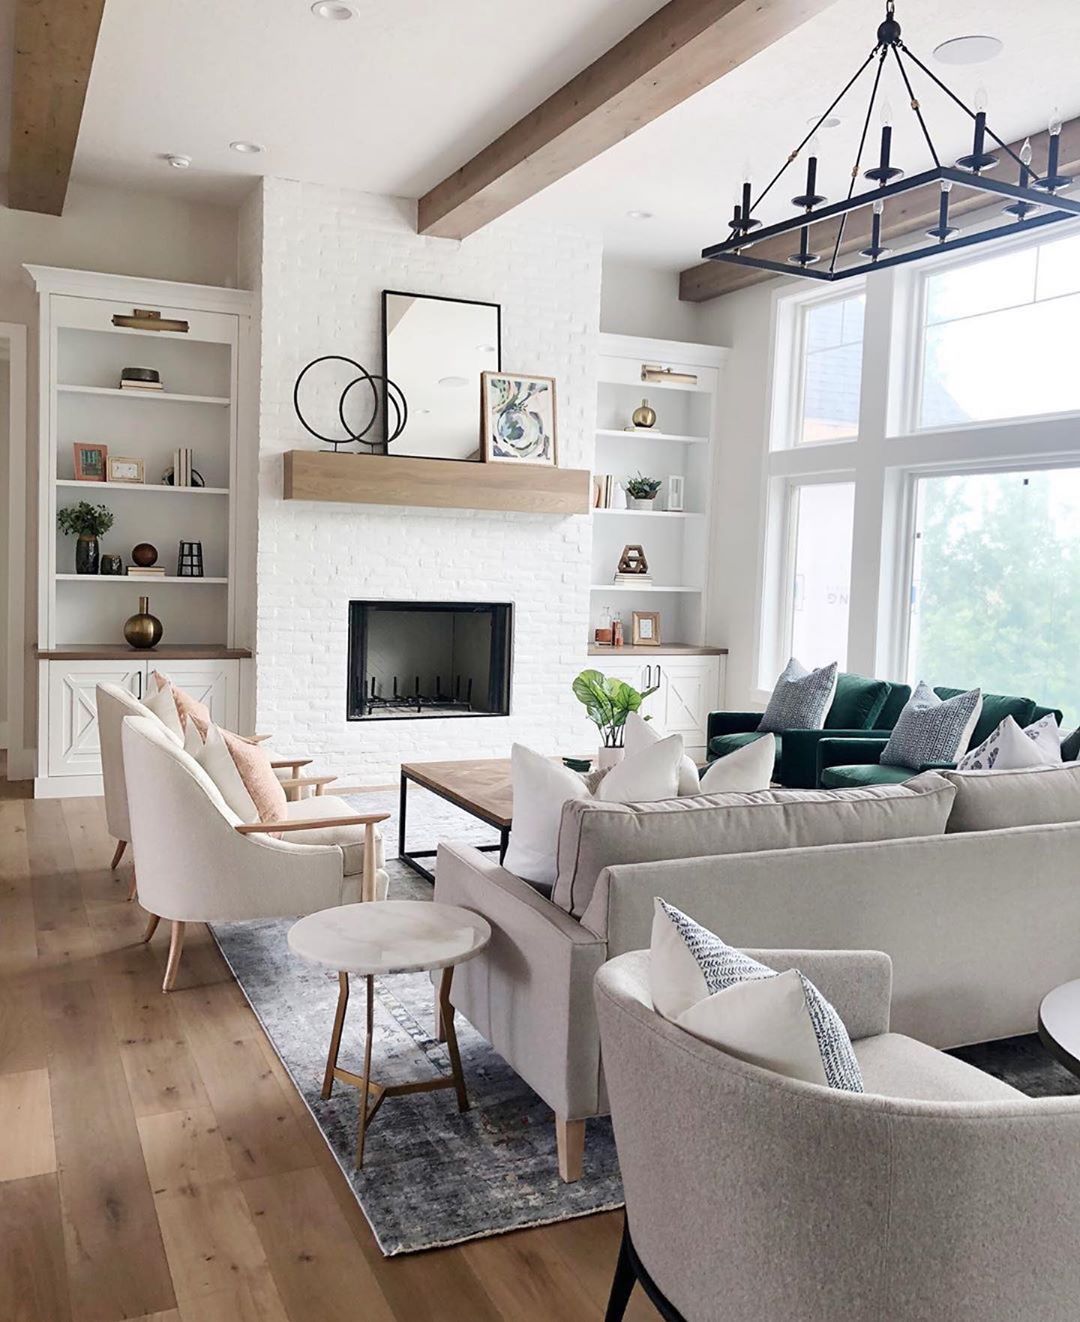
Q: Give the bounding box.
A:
[122,714,388,991]
[434,772,959,1179]
[596,947,1080,1322]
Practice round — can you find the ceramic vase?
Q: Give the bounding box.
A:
[75,534,100,575]
[597,746,626,771]
[626,496,657,511]
[124,596,163,650]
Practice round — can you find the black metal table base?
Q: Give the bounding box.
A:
[398,770,510,884]
[606,1217,686,1322]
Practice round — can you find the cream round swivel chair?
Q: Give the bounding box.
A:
[122,713,389,991]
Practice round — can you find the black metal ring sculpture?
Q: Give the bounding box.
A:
[293,355,409,454]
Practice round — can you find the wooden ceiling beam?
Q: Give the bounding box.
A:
[8,0,106,216]
[418,0,842,241]
[679,118,1080,301]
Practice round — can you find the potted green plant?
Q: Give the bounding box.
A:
[57,501,114,575]
[573,668,659,769]
[624,472,662,511]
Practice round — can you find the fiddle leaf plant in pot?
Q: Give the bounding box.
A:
[573,668,659,769]
[57,501,114,575]
[624,472,662,511]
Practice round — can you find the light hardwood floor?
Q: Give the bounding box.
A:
[0,792,659,1322]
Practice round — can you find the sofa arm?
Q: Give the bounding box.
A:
[780,728,891,789]
[706,710,763,753]
[817,736,888,780]
[744,949,893,1041]
[434,842,607,1119]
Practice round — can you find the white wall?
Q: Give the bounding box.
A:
[242,178,602,783]
[600,257,702,342]
[1,179,240,774]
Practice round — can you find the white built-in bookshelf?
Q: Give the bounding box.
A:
[27,265,255,795]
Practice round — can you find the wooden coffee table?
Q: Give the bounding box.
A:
[399,758,513,883]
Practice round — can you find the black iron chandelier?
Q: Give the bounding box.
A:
[702,1,1080,282]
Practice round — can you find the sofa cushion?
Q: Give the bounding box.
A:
[595,734,683,804]
[942,762,1080,833]
[651,899,863,1092]
[854,1034,1021,1102]
[826,673,891,731]
[759,657,838,734]
[551,771,956,918]
[935,688,1036,750]
[502,745,591,886]
[710,731,782,777]
[820,763,922,789]
[881,682,982,769]
[283,795,387,877]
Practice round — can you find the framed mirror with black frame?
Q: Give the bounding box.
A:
[382,290,501,462]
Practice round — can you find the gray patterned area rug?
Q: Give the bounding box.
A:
[211,783,623,1257]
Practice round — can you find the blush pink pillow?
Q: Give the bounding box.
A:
[221,727,287,825]
[151,670,212,731]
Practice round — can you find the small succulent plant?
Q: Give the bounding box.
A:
[624,473,662,500]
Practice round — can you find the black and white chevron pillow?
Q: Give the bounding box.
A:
[649,899,864,1093]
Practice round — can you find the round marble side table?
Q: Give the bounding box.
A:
[288,900,491,1167]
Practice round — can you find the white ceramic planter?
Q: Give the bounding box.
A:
[596,746,626,770]
[626,496,658,511]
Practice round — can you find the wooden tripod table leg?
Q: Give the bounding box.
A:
[321,971,350,1100]
[357,973,375,1168]
[439,965,469,1113]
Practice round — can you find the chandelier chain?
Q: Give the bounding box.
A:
[828,47,888,272]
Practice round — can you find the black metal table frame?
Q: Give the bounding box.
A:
[398,768,509,884]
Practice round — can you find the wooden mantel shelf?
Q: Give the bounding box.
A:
[283,450,591,515]
[37,644,252,661]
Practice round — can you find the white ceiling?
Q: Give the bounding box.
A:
[50,0,1080,270]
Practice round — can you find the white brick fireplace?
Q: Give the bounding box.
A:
[239,179,601,783]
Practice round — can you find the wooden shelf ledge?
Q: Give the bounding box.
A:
[37,644,252,661]
[283,450,591,515]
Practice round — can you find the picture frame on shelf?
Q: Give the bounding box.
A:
[632,610,661,646]
[73,442,107,481]
[481,371,558,467]
[667,475,685,511]
[107,455,145,484]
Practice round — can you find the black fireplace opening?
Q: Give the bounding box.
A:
[347,600,513,721]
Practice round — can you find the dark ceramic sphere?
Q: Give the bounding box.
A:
[131,542,158,567]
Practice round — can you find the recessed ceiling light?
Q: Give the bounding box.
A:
[806,114,842,129]
[626,210,653,220]
[229,140,264,155]
[933,35,1004,65]
[164,153,191,169]
[438,375,469,388]
[311,1,354,18]
[475,344,496,353]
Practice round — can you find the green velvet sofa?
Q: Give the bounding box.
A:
[706,674,912,789]
[818,690,1065,789]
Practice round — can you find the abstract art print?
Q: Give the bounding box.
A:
[481,372,558,466]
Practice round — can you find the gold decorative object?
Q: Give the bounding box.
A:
[631,398,656,429]
[641,363,697,386]
[110,308,190,333]
[617,544,649,575]
[124,596,163,650]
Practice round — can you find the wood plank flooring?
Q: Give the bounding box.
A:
[0,793,658,1321]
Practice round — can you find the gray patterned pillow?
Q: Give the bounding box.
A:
[758,657,838,734]
[881,681,982,769]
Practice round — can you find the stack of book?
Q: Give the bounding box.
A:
[613,571,653,585]
[127,565,166,579]
[592,475,627,509]
[119,367,163,392]
[172,447,194,486]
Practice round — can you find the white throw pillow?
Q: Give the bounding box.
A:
[649,899,864,1092]
[183,718,205,759]
[595,733,683,804]
[193,721,258,822]
[623,712,701,795]
[957,712,1062,772]
[502,744,591,886]
[698,733,775,794]
[141,681,184,743]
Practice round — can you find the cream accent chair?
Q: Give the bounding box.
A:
[96,683,326,898]
[122,714,389,992]
[596,948,1080,1322]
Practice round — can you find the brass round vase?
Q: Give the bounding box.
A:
[124,596,163,650]
[631,398,656,429]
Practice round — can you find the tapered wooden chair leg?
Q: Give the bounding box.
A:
[141,913,160,944]
[127,869,138,902]
[162,920,186,992]
[556,1115,585,1182]
[110,839,127,869]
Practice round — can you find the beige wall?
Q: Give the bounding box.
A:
[1,179,240,775]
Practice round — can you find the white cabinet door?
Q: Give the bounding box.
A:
[47,661,142,777]
[654,657,721,754]
[159,660,240,731]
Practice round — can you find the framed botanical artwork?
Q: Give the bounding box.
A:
[107,455,145,484]
[73,442,108,481]
[632,610,661,646]
[481,372,558,466]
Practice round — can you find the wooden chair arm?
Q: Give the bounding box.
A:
[279,774,337,797]
[270,757,314,771]
[243,733,273,744]
[235,812,390,835]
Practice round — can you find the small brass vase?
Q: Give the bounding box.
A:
[124,596,163,650]
[631,398,656,429]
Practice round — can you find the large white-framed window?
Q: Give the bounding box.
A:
[777,478,856,670]
[774,289,866,448]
